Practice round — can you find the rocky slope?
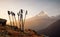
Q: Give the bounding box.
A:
[0,25,49,37]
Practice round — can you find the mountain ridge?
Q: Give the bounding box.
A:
[25,11,56,31]
[37,20,60,37]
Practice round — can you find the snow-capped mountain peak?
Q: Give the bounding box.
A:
[38,11,48,16]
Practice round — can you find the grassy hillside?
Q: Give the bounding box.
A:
[0,25,49,37]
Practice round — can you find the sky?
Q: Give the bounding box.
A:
[0,0,60,21]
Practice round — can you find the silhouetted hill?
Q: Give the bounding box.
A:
[37,20,60,37]
[56,15,60,19]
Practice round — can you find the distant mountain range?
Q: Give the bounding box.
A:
[37,20,60,37]
[25,11,60,31]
